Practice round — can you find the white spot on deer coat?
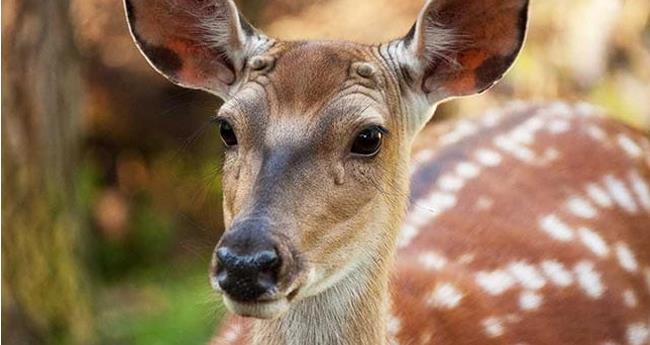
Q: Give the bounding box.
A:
[437,174,465,192]
[418,251,447,270]
[456,120,478,135]
[456,162,481,179]
[629,171,650,212]
[399,188,460,247]
[521,116,546,133]
[508,262,546,290]
[623,289,638,308]
[428,283,464,309]
[476,270,517,296]
[482,317,504,338]
[411,150,434,174]
[387,314,401,336]
[475,149,503,167]
[586,125,607,142]
[549,102,574,118]
[539,215,575,241]
[427,192,458,211]
[413,150,434,164]
[410,205,440,227]
[586,183,614,208]
[600,341,620,345]
[567,197,598,219]
[575,102,603,117]
[615,243,638,273]
[475,196,494,211]
[457,253,476,265]
[519,291,543,311]
[400,191,458,247]
[510,127,535,145]
[398,224,419,248]
[574,261,605,299]
[626,322,650,345]
[439,120,478,145]
[494,135,536,163]
[547,119,571,134]
[541,260,574,287]
[481,110,503,127]
[541,147,561,163]
[578,227,610,257]
[604,175,638,214]
[617,134,643,158]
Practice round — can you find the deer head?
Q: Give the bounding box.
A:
[124,0,529,320]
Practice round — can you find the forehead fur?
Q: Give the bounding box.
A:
[265,41,372,116]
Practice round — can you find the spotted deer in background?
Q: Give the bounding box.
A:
[123,0,650,344]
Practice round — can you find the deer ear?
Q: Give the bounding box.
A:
[124,0,269,98]
[400,0,529,100]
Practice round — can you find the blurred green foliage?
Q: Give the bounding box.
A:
[95,261,222,345]
[93,199,174,280]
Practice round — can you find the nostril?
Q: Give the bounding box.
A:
[216,247,234,268]
[216,246,280,272]
[216,268,228,285]
[213,247,280,302]
[254,250,280,271]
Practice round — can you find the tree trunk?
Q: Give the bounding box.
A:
[2,0,94,343]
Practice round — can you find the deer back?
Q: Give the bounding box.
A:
[393,102,650,345]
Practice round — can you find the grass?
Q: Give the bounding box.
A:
[96,260,226,345]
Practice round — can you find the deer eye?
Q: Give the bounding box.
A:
[218,120,238,147]
[351,126,385,157]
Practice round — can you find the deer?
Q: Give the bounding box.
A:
[123,0,650,344]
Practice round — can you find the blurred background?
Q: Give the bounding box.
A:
[2,0,649,344]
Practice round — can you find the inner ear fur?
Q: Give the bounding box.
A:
[124,0,267,97]
[405,0,530,98]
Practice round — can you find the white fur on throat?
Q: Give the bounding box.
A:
[252,260,390,345]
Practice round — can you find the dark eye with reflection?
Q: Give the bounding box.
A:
[218,120,238,147]
[351,126,385,157]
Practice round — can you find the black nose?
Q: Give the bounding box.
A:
[215,243,281,302]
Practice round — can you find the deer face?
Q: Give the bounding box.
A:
[125,0,529,319]
[211,42,410,318]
